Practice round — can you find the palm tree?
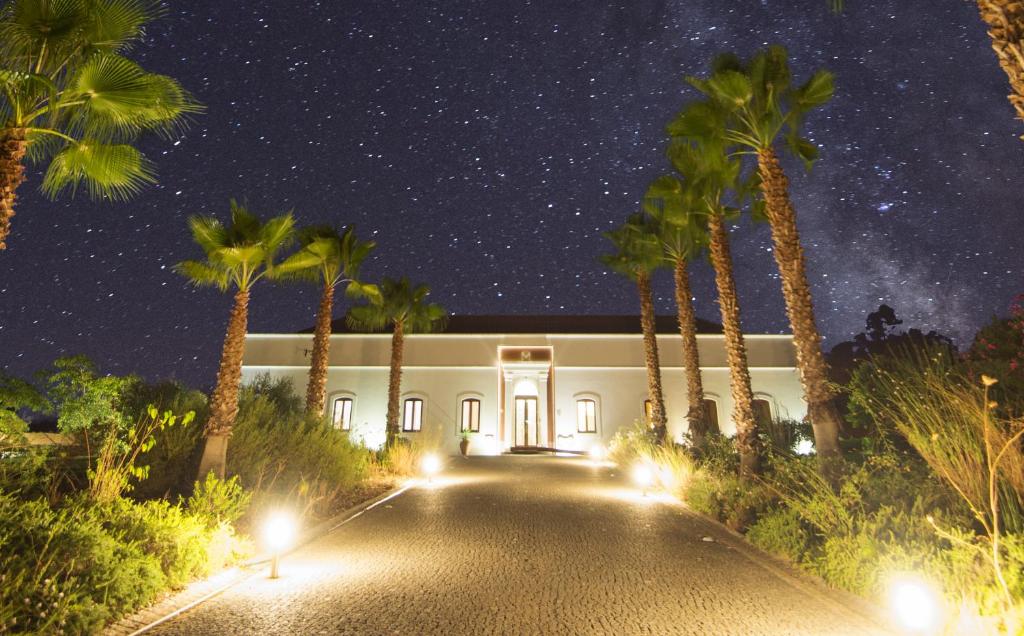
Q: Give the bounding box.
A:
[658,140,764,477]
[642,176,713,446]
[175,201,294,479]
[346,277,446,448]
[683,47,842,463]
[277,226,379,416]
[601,214,669,443]
[0,0,201,250]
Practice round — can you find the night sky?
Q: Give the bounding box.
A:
[1,0,1022,388]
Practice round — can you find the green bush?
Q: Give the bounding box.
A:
[185,472,251,528]
[226,377,370,517]
[747,507,811,562]
[0,491,250,634]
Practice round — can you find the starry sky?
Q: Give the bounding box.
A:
[1,0,1022,388]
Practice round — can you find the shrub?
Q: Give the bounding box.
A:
[227,377,370,517]
[185,472,251,528]
[607,420,657,468]
[747,507,811,562]
[0,491,250,634]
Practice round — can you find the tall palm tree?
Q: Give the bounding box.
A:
[0,0,201,250]
[277,226,379,416]
[347,277,446,448]
[601,214,669,443]
[175,201,294,479]
[642,176,713,446]
[659,140,764,478]
[683,47,842,463]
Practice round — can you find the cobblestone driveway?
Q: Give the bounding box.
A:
[150,455,891,635]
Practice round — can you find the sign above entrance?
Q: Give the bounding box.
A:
[499,347,552,364]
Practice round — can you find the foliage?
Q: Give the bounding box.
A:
[174,200,296,293]
[275,224,380,301]
[965,295,1024,416]
[599,213,664,281]
[226,376,370,518]
[0,0,201,202]
[0,491,247,634]
[0,371,47,448]
[346,276,447,335]
[184,472,250,528]
[124,381,207,500]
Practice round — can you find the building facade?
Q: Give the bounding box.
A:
[241,316,806,455]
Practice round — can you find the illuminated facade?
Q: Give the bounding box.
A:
[241,316,806,455]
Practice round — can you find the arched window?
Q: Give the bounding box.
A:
[402,398,423,432]
[576,398,597,433]
[702,399,719,431]
[643,399,654,422]
[331,396,353,431]
[752,398,773,426]
[461,398,481,433]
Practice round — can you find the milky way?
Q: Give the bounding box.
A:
[1,0,1022,388]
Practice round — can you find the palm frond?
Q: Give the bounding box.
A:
[187,215,227,254]
[346,304,389,333]
[40,140,154,200]
[173,259,229,290]
[82,0,162,53]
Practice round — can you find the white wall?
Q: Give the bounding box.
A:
[242,332,807,455]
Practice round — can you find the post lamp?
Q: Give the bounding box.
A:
[263,512,297,579]
[632,463,654,497]
[887,573,942,633]
[421,453,441,483]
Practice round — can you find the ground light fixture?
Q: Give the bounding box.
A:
[263,512,297,579]
[422,453,442,483]
[589,444,606,463]
[632,463,654,497]
[887,573,943,633]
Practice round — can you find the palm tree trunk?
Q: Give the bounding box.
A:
[196,289,250,480]
[305,281,335,416]
[757,147,842,462]
[977,0,1024,135]
[385,321,404,447]
[708,212,760,478]
[0,128,28,251]
[637,270,668,443]
[673,256,711,444]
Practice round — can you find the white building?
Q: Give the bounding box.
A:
[241,315,806,455]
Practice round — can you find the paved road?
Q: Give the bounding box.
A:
[151,456,891,635]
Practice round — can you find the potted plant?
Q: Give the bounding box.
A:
[459,430,470,456]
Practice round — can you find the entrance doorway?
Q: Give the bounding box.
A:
[514,397,539,447]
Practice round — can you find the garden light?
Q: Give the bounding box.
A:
[589,444,606,463]
[263,512,297,579]
[632,463,654,497]
[422,453,441,482]
[887,573,942,633]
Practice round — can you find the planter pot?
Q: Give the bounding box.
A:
[459,438,470,456]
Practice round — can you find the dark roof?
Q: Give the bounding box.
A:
[312,315,723,335]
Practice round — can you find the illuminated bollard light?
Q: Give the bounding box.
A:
[263,512,297,579]
[589,444,606,463]
[887,573,943,633]
[422,453,441,483]
[632,463,654,497]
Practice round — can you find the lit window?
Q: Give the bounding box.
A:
[753,398,773,426]
[461,398,481,433]
[644,399,654,422]
[403,398,423,432]
[576,399,597,433]
[332,397,353,431]
[702,399,719,431]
